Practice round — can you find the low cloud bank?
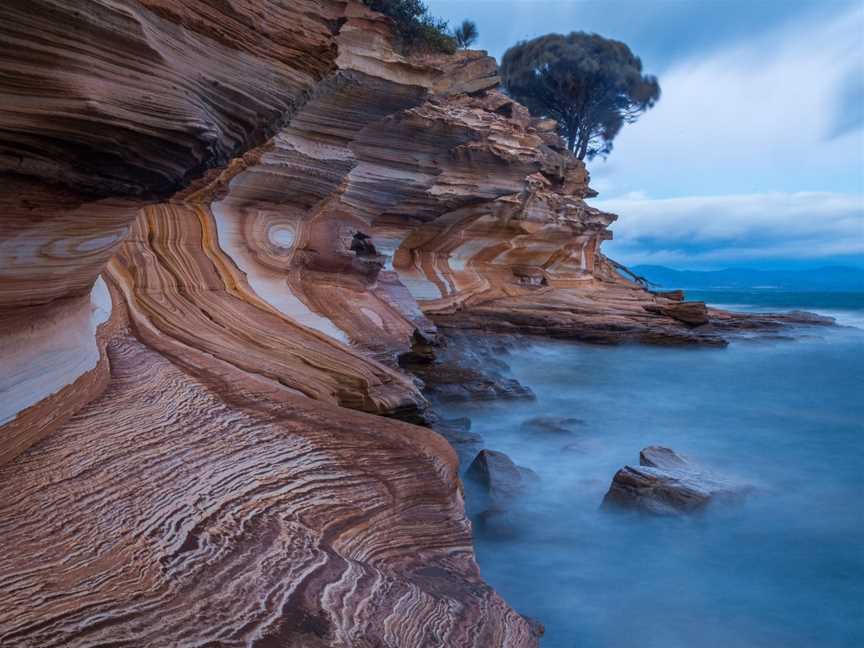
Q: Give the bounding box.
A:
[594,192,864,268]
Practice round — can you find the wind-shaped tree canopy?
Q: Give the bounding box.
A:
[501,32,660,159]
[454,20,478,50]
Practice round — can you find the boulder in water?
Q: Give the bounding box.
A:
[467,449,538,539]
[602,446,749,516]
[466,449,527,503]
[476,508,520,540]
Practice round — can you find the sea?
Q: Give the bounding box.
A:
[438,290,864,647]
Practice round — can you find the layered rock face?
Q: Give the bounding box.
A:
[0,1,828,646]
[0,2,537,645]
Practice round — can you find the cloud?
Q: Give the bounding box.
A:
[581,3,864,268]
[593,192,864,268]
[428,0,838,73]
[589,3,864,198]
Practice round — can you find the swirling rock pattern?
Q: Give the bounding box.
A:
[0,1,541,645]
[0,1,829,645]
[0,329,533,647]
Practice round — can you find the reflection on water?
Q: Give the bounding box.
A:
[439,300,864,648]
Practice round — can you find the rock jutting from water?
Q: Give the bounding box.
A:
[467,449,531,503]
[602,446,751,516]
[0,1,833,645]
[466,448,538,541]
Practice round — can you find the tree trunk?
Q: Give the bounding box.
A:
[576,135,589,160]
[567,130,577,154]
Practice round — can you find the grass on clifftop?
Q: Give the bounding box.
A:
[362,0,456,54]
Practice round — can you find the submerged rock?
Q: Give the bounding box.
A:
[468,450,538,541]
[430,377,534,402]
[476,508,521,540]
[708,308,835,331]
[603,446,750,516]
[430,416,483,464]
[408,333,535,403]
[521,416,586,435]
[783,310,836,324]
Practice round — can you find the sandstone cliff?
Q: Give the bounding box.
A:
[0,2,826,646]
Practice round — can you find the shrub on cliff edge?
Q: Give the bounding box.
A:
[362,0,456,54]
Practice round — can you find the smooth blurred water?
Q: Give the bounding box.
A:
[440,292,864,648]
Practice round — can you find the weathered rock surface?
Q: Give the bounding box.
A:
[0,1,540,645]
[1,331,537,647]
[404,333,535,404]
[0,0,832,644]
[603,446,750,516]
[653,289,685,301]
[643,300,710,326]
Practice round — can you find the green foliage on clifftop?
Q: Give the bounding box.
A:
[363,0,456,54]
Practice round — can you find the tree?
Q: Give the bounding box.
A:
[500,32,660,159]
[453,19,478,50]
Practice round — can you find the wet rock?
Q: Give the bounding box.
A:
[639,445,689,469]
[466,449,526,502]
[430,378,534,402]
[783,310,836,325]
[522,616,546,639]
[471,457,539,541]
[408,333,535,403]
[561,441,594,454]
[518,466,541,483]
[707,308,835,332]
[431,416,483,458]
[476,508,520,540]
[602,446,750,516]
[441,416,472,433]
[736,334,797,344]
[397,330,439,366]
[520,416,585,435]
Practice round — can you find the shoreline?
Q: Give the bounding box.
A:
[428,310,862,646]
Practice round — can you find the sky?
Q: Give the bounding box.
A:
[428,0,864,270]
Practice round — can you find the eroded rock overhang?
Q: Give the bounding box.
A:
[0,2,543,646]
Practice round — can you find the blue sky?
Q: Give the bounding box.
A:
[428,0,864,269]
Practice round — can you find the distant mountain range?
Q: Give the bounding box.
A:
[632,265,864,292]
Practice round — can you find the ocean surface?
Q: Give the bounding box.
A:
[440,291,864,648]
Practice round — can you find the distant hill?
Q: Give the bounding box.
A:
[632,265,864,292]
